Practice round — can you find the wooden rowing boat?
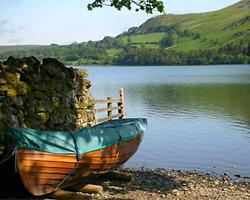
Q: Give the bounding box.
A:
[0,118,147,196]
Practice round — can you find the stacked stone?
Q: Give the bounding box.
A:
[0,56,95,153]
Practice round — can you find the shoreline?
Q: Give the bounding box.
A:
[126,166,250,182]
[88,168,250,200]
[1,168,249,199]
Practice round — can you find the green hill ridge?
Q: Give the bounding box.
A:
[120,0,250,50]
[0,0,250,65]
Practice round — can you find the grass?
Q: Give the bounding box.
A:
[106,48,122,57]
[0,45,47,54]
[128,33,165,44]
[118,0,250,51]
[0,0,249,59]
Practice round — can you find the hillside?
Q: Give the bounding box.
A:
[0,0,250,65]
[119,0,250,50]
[0,45,46,54]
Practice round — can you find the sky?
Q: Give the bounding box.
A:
[0,0,240,45]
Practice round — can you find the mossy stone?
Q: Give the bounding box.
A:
[0,56,95,131]
[5,72,20,85]
[52,97,60,108]
[75,101,86,109]
[0,78,6,85]
[37,112,49,124]
[0,85,17,97]
[17,81,31,95]
[0,121,7,132]
[75,69,88,78]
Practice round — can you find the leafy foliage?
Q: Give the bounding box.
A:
[160,33,177,48]
[87,0,165,14]
[1,0,250,65]
[1,38,249,66]
[115,46,250,65]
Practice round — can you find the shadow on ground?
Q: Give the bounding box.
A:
[0,161,187,199]
[0,156,36,199]
[88,169,188,196]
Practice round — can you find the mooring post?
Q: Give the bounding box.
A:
[94,108,98,125]
[107,97,112,118]
[118,88,125,119]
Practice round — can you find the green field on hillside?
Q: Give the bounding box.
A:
[0,0,249,65]
[0,45,46,54]
[119,0,250,51]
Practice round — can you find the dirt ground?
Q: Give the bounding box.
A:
[0,168,250,200]
[87,168,250,200]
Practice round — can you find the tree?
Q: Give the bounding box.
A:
[247,41,250,56]
[160,33,177,48]
[87,0,165,14]
[183,29,192,37]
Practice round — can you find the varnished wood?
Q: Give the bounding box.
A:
[15,136,142,196]
[17,160,76,168]
[48,189,93,200]
[21,166,73,174]
[71,184,103,194]
[21,178,60,185]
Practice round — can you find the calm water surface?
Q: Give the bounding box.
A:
[82,65,250,178]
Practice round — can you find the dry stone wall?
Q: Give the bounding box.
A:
[0,56,95,153]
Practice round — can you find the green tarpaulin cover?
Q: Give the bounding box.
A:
[4,118,147,155]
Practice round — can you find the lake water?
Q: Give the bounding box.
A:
[82,65,250,179]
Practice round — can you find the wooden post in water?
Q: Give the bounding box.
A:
[94,108,98,124]
[107,97,112,118]
[118,88,125,119]
[94,88,126,123]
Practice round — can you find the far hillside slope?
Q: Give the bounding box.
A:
[0,45,47,54]
[0,0,249,65]
[119,0,250,51]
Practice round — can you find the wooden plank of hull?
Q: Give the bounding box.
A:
[18,154,77,162]
[83,139,140,157]
[22,173,68,180]
[19,152,133,166]
[16,136,142,196]
[18,160,77,168]
[21,166,75,174]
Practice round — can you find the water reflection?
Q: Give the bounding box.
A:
[88,65,250,177]
[125,83,250,127]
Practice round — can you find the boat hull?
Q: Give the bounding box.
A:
[16,135,142,196]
